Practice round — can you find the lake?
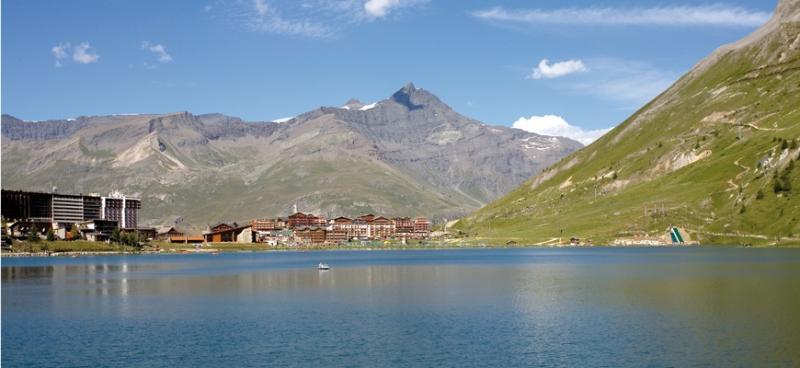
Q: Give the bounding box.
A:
[3,247,800,367]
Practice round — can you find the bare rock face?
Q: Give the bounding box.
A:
[1,84,581,227]
[777,0,800,20]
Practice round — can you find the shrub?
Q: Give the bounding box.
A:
[756,190,765,200]
[69,225,81,241]
[110,228,121,244]
[27,226,41,242]
[46,228,56,241]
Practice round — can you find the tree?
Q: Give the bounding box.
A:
[46,228,56,241]
[129,232,143,250]
[774,179,785,193]
[69,225,81,241]
[27,226,41,242]
[110,228,121,244]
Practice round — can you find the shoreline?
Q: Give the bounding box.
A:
[3,243,796,258]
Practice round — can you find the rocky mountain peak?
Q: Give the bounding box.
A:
[343,99,365,110]
[389,82,445,111]
[401,82,417,92]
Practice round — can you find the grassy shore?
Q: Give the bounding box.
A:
[4,240,126,254]
[3,238,796,257]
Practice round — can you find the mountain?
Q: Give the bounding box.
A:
[456,0,800,246]
[1,84,581,229]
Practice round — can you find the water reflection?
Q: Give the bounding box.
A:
[2,249,800,367]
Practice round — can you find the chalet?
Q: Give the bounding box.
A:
[156,226,184,241]
[203,224,254,243]
[78,219,119,242]
[210,222,237,233]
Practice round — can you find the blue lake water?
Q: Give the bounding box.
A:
[3,247,800,367]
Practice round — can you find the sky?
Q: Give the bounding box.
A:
[1,0,778,143]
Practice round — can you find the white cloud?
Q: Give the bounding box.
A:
[52,42,99,66]
[473,5,770,28]
[72,42,100,64]
[246,0,331,38]
[141,41,173,63]
[513,115,611,145]
[364,0,401,17]
[254,0,269,16]
[51,42,71,67]
[218,0,427,38]
[531,59,587,80]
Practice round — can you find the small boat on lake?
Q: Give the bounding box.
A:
[317,262,330,270]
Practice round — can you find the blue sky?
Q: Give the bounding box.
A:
[1,0,777,142]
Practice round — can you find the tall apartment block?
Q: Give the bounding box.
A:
[101,193,141,229]
[2,189,141,230]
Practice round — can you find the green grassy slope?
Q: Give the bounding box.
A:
[456,16,800,246]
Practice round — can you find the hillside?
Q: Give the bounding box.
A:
[456,0,800,246]
[1,84,581,229]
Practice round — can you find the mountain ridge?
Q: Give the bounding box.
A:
[2,84,582,229]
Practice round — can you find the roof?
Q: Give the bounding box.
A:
[157,226,178,234]
[203,225,252,235]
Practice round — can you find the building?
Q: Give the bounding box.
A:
[255,229,294,246]
[294,227,326,245]
[210,222,238,233]
[252,218,286,231]
[287,212,326,228]
[326,229,348,245]
[101,191,141,229]
[370,216,395,239]
[78,219,119,242]
[1,189,142,239]
[156,226,184,241]
[330,214,400,240]
[393,217,414,238]
[413,216,431,238]
[203,224,253,243]
[2,190,53,222]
